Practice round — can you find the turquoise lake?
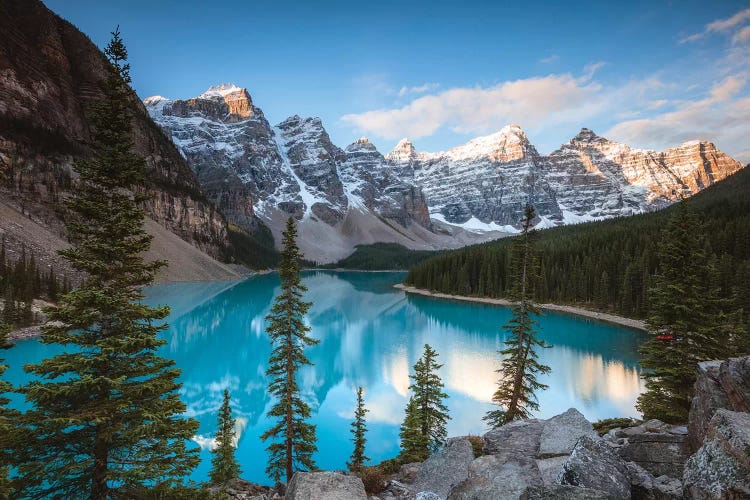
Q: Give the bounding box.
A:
[4,271,647,485]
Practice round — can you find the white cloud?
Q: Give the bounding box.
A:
[606,77,750,162]
[707,7,750,33]
[680,7,750,44]
[398,83,439,96]
[733,25,750,45]
[648,99,669,109]
[709,75,745,102]
[341,71,604,141]
[580,61,606,82]
[539,54,559,64]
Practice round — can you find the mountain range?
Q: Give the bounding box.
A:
[145,84,744,262]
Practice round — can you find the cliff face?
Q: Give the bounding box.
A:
[0,0,230,265]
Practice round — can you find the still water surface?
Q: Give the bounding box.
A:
[5,271,646,484]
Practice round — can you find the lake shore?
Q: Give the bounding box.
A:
[394,283,647,331]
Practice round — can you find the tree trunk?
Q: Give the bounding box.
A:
[286,329,294,484]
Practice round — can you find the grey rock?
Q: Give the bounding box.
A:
[536,456,569,486]
[558,435,631,500]
[688,361,730,453]
[525,485,610,499]
[619,432,688,477]
[683,409,750,499]
[398,462,422,483]
[626,461,682,500]
[538,408,598,458]
[688,356,750,453]
[413,437,474,499]
[717,355,750,413]
[483,418,544,456]
[447,452,543,499]
[612,420,689,478]
[381,479,411,499]
[286,471,367,500]
[205,478,283,499]
[416,493,441,500]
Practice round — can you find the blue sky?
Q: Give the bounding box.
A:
[45,0,750,160]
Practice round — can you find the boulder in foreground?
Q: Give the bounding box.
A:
[286,471,366,500]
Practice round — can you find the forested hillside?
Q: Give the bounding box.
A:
[0,240,70,328]
[323,243,439,270]
[406,166,750,319]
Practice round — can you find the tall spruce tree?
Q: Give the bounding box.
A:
[210,389,241,484]
[405,344,450,458]
[347,386,369,472]
[485,206,551,427]
[261,217,319,483]
[637,203,732,422]
[18,28,199,498]
[399,397,429,463]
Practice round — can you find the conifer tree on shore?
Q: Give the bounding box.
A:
[210,389,242,484]
[637,203,734,422]
[399,397,429,463]
[347,386,369,472]
[18,28,199,498]
[262,217,319,483]
[485,206,551,427]
[400,344,449,461]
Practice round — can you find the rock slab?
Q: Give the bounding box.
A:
[285,471,366,500]
[558,435,631,500]
[448,453,543,499]
[626,461,682,500]
[482,418,543,456]
[412,437,474,499]
[682,409,750,499]
[538,408,598,458]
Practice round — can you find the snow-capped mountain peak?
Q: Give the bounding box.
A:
[386,138,417,162]
[444,124,534,162]
[346,137,378,152]
[199,83,245,99]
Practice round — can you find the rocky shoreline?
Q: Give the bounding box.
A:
[395,284,647,331]
[234,356,749,499]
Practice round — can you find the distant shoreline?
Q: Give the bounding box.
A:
[394,284,647,331]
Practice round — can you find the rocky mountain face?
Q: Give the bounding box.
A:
[147,85,743,262]
[0,0,239,282]
[148,87,447,263]
[386,125,744,228]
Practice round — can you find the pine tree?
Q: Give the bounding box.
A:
[18,28,199,498]
[210,389,242,484]
[637,203,732,422]
[485,206,551,427]
[399,397,429,463]
[347,386,369,472]
[261,217,319,483]
[402,344,450,459]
